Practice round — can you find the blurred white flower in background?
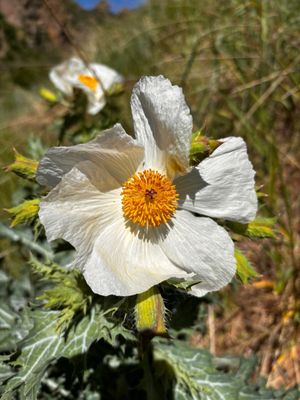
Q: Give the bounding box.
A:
[49,57,124,114]
[37,75,257,297]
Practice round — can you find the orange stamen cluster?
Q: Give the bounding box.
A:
[121,169,179,227]
[78,74,98,91]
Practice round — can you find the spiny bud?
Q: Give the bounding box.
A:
[190,130,220,165]
[5,199,40,227]
[5,149,38,181]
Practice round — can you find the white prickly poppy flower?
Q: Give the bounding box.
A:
[37,75,257,297]
[49,57,124,114]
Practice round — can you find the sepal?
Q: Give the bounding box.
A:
[228,217,277,239]
[235,248,258,284]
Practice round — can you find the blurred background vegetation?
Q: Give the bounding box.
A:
[0,0,299,393]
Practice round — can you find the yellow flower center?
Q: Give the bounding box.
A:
[78,74,98,91]
[121,169,178,227]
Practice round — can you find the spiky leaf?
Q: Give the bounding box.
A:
[30,258,93,332]
[153,339,300,400]
[1,306,134,399]
[0,304,32,353]
[0,356,14,388]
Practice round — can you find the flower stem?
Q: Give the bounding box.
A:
[135,286,167,339]
[135,288,165,400]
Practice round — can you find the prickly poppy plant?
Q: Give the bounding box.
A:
[37,75,257,297]
[50,57,124,114]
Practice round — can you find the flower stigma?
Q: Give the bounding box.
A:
[121,169,179,227]
[78,74,98,91]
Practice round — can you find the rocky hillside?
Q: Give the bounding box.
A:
[0,0,110,87]
[0,0,73,51]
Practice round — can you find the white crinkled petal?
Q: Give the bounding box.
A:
[49,57,85,96]
[40,165,191,296]
[83,64,124,114]
[90,63,124,89]
[39,166,121,270]
[73,72,106,115]
[85,90,106,115]
[37,123,144,188]
[49,58,123,114]
[131,75,193,177]
[175,137,257,223]
[160,210,236,297]
[49,68,72,96]
[83,217,192,297]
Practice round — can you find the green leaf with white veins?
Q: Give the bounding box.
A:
[1,305,134,400]
[0,356,14,389]
[153,339,300,400]
[0,304,32,353]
